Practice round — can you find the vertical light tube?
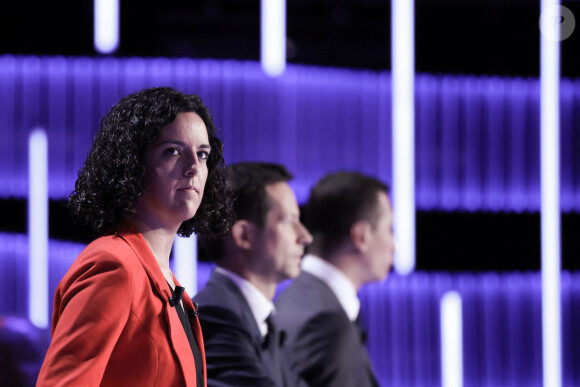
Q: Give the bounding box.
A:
[173,235,198,295]
[441,291,463,387]
[94,0,119,54]
[391,0,415,275]
[261,0,286,77]
[540,2,562,386]
[28,128,49,328]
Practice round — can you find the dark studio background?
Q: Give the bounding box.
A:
[0,0,579,272]
[2,1,580,386]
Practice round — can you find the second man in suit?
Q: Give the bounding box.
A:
[194,162,312,386]
[276,171,395,387]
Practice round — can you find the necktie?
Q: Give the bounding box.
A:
[355,312,368,345]
[263,313,284,386]
[263,313,276,350]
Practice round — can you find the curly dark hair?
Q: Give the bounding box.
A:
[69,87,234,238]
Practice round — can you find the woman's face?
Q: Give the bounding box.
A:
[135,112,211,231]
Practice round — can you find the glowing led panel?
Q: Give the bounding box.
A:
[28,129,49,328]
[441,291,463,387]
[94,0,119,54]
[540,1,563,386]
[173,235,198,295]
[261,0,286,77]
[391,0,415,275]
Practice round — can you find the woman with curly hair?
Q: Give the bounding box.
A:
[37,87,233,387]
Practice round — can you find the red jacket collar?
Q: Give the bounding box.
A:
[114,219,207,387]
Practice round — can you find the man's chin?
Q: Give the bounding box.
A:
[282,269,301,282]
[382,265,395,280]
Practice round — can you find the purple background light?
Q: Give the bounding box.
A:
[0,55,579,385]
[2,233,580,385]
[0,56,579,211]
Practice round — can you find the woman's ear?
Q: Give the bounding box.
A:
[350,220,372,253]
[230,220,254,250]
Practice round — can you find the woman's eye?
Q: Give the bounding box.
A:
[198,151,210,160]
[164,147,180,156]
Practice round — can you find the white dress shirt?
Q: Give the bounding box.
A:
[300,254,360,322]
[215,266,275,337]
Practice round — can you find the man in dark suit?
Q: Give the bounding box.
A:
[193,162,312,386]
[276,171,394,387]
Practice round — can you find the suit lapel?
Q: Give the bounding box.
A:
[116,221,199,387]
[354,316,379,387]
[180,281,207,387]
[210,271,279,379]
[211,270,264,344]
[302,272,345,314]
[305,273,378,387]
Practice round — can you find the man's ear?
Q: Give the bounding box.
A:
[350,220,372,253]
[230,220,255,250]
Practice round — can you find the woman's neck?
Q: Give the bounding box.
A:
[130,217,178,287]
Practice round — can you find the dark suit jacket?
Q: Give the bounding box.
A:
[275,272,379,387]
[194,269,303,387]
[37,220,205,387]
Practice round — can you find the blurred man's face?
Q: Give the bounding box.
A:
[363,191,395,283]
[251,182,313,283]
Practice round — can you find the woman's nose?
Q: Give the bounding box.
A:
[184,154,199,176]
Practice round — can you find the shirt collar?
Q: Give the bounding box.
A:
[215,267,275,337]
[301,254,360,321]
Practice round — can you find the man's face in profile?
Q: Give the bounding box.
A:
[362,191,395,283]
[250,182,312,283]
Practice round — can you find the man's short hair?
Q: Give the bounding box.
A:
[200,162,293,261]
[226,162,294,228]
[304,171,389,257]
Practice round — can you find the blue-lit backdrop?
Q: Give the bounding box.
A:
[1,55,579,386]
[2,233,580,386]
[1,55,578,209]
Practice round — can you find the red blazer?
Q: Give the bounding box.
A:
[37,221,206,386]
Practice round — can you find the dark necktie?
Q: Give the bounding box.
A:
[355,312,369,345]
[263,313,277,350]
[263,313,284,386]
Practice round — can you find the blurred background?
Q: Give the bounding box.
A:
[0,0,579,386]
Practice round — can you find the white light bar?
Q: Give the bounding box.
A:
[261,0,286,77]
[94,0,119,54]
[173,235,198,295]
[28,128,49,328]
[441,291,463,387]
[391,0,416,275]
[540,2,562,386]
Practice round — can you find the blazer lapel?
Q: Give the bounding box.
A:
[116,221,199,387]
[180,281,207,387]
